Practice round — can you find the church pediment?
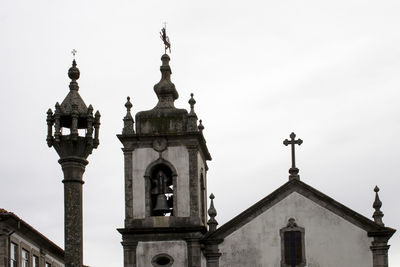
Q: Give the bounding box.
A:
[204,179,395,241]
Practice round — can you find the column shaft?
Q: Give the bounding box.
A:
[61,159,87,267]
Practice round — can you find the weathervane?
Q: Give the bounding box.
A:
[283,132,303,180]
[71,49,77,59]
[160,23,171,54]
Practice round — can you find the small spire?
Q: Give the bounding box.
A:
[188,93,196,114]
[207,193,218,232]
[372,186,384,226]
[186,93,198,132]
[122,97,135,135]
[198,119,204,132]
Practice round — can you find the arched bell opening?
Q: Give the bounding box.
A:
[150,164,174,216]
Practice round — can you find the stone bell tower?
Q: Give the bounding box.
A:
[117,52,211,267]
[46,57,100,267]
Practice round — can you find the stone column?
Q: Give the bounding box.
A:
[60,157,88,267]
[122,241,138,267]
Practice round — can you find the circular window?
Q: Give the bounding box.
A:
[151,253,174,267]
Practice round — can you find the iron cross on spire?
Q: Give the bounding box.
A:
[283,132,303,181]
[160,23,171,54]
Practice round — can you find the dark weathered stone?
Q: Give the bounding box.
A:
[60,158,87,267]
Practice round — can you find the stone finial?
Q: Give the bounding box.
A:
[46,109,54,147]
[93,111,101,148]
[373,186,384,226]
[68,59,80,91]
[198,119,204,132]
[187,93,198,132]
[189,93,196,114]
[122,97,135,135]
[207,193,218,232]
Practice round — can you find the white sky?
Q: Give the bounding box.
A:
[0,1,399,266]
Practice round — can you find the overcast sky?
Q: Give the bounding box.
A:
[0,1,399,266]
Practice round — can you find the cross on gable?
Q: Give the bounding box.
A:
[283,132,303,181]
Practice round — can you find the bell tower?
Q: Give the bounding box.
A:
[117,52,211,267]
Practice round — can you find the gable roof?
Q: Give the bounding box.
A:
[204,179,395,240]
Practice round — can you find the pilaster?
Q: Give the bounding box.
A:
[122,241,138,267]
[187,239,202,267]
[0,228,8,267]
[203,241,221,267]
[368,229,395,267]
[123,148,134,224]
[188,146,199,218]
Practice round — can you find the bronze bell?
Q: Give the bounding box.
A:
[153,194,170,214]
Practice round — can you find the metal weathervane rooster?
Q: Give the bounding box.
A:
[160,23,171,54]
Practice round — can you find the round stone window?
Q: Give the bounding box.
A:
[151,253,174,267]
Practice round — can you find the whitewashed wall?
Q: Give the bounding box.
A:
[219,192,373,267]
[131,148,158,218]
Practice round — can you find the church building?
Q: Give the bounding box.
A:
[115,48,395,267]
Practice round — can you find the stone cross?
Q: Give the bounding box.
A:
[283,132,303,180]
[71,49,77,58]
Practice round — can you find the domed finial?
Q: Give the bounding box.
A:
[68,49,80,82]
[207,193,218,232]
[68,51,80,91]
[68,59,80,81]
[372,185,384,226]
[198,119,204,132]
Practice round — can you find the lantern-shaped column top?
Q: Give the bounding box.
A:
[46,58,100,160]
